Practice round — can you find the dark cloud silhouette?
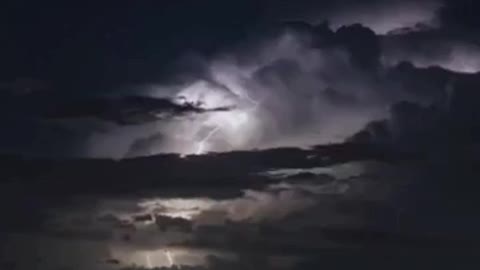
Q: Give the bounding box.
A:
[336,24,381,69]
[381,28,480,73]
[44,96,232,125]
[351,69,480,151]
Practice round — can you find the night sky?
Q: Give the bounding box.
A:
[2,1,480,269]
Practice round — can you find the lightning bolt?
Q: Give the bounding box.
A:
[165,250,174,267]
[145,252,152,268]
[195,125,222,155]
[194,92,261,155]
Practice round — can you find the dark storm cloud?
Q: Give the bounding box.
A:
[264,0,442,34]
[17,153,466,270]
[350,69,480,151]
[127,23,410,156]
[115,5,480,158]
[4,0,480,158]
[0,143,408,198]
[10,160,400,267]
[4,2,480,270]
[438,0,480,32]
[376,0,480,73]
[0,143,410,242]
[380,26,480,73]
[43,95,232,125]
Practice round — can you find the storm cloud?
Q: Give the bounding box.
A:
[2,0,480,158]
[3,2,480,269]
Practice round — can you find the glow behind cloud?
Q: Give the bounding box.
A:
[173,79,261,155]
[144,32,386,156]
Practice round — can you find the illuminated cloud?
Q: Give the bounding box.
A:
[9,7,478,158]
[139,30,392,156]
[20,158,407,269]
